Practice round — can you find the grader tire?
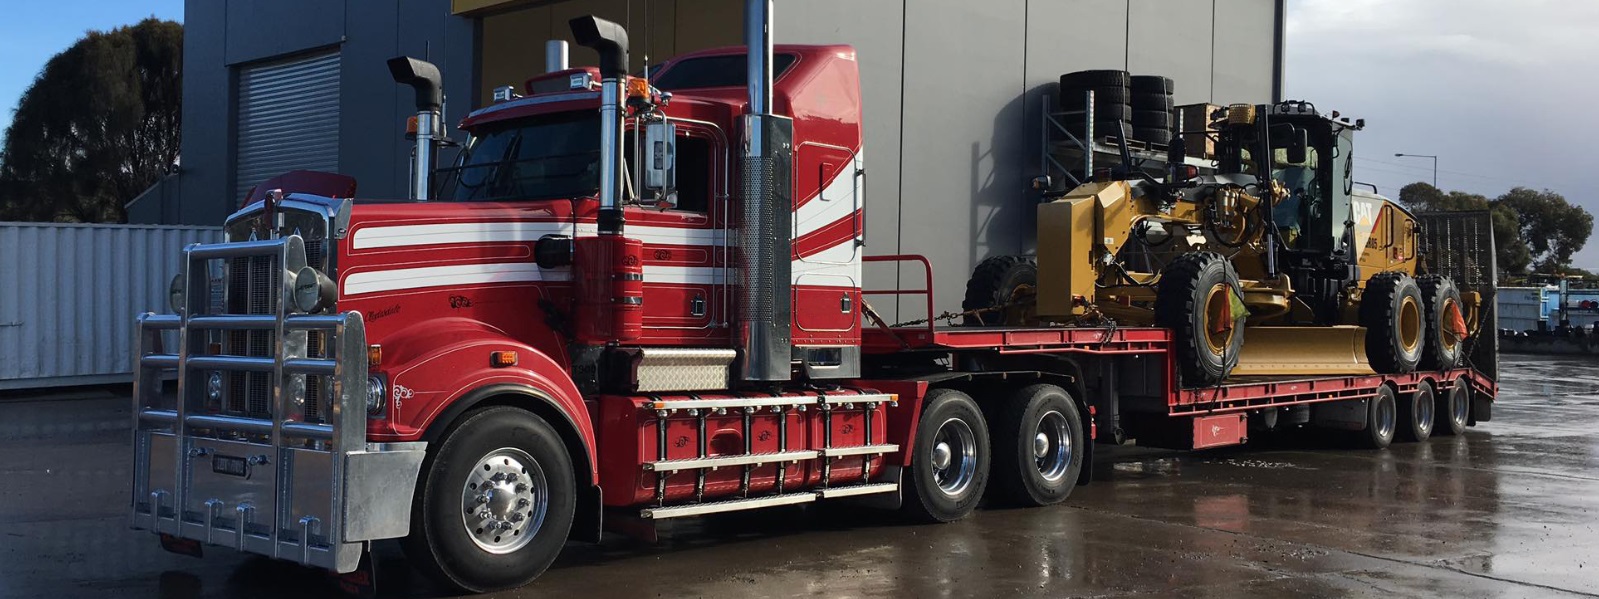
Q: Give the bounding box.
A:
[1156,252,1245,386]
[1362,272,1425,374]
[1417,275,1466,370]
[962,255,1038,326]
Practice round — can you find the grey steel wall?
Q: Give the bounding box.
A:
[778,0,1283,319]
[169,0,1281,320]
[0,223,223,390]
[169,0,475,226]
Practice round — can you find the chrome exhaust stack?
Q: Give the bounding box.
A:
[570,16,629,235]
[737,0,793,382]
[387,57,443,200]
[546,40,570,73]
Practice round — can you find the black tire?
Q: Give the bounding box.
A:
[1397,381,1435,442]
[1157,252,1245,386]
[1131,110,1173,128]
[1417,275,1466,370]
[1060,69,1131,88]
[1130,75,1175,94]
[991,384,1085,507]
[402,407,576,593]
[1130,92,1175,111]
[903,389,991,523]
[1434,378,1470,436]
[1358,386,1399,449]
[1361,272,1425,374]
[961,255,1038,326]
[1058,87,1130,108]
[1133,128,1175,144]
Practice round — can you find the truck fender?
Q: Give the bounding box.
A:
[379,324,603,543]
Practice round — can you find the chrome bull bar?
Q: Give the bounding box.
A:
[129,235,426,573]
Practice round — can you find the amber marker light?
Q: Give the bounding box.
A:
[490,351,519,367]
[367,344,383,367]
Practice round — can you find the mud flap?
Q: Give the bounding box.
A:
[329,546,377,599]
[158,533,203,558]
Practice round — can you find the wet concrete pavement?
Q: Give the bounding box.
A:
[3,355,1597,598]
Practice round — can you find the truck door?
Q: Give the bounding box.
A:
[626,125,728,344]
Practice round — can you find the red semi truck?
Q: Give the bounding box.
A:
[129,3,1498,593]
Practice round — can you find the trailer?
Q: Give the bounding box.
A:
[125,2,1497,595]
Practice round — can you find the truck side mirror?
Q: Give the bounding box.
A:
[643,119,677,200]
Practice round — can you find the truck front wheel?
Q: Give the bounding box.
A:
[403,406,576,593]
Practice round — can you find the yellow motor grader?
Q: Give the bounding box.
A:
[965,101,1477,385]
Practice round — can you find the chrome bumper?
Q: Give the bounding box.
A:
[129,235,426,573]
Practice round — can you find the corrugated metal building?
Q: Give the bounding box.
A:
[141,0,1282,318]
[0,223,223,389]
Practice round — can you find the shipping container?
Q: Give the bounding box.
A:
[1497,286,1547,332]
[0,222,223,390]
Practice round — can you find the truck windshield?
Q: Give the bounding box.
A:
[436,111,601,202]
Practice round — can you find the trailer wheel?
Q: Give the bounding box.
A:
[1435,378,1471,436]
[402,407,575,593]
[992,384,1084,507]
[1156,252,1245,386]
[961,255,1037,326]
[1359,386,1399,449]
[1362,272,1425,374]
[1398,381,1435,442]
[903,389,991,523]
[1417,275,1465,370]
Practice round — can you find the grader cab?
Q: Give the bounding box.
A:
[967,100,1478,385]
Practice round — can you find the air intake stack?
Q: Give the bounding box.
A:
[737,0,794,382]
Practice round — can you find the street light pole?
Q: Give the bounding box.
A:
[1394,153,1438,188]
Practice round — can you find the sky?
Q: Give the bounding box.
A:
[1286,0,1599,269]
[0,0,183,144]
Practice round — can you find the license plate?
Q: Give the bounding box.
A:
[212,454,249,478]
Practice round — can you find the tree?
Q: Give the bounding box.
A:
[0,18,182,223]
[1494,187,1593,274]
[1396,181,1531,277]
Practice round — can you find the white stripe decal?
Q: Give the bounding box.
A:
[353,222,728,249]
[794,152,863,238]
[344,263,571,295]
[344,258,860,295]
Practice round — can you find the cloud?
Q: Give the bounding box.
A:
[1287,0,1599,269]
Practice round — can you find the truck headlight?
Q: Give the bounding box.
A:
[168,274,185,314]
[207,371,224,403]
[366,377,386,415]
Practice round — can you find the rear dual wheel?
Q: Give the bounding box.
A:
[991,384,1085,507]
[1397,381,1435,443]
[904,389,992,523]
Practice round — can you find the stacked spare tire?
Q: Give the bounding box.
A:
[1057,70,1176,146]
[1129,75,1174,145]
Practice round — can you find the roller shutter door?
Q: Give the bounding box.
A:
[234,51,341,201]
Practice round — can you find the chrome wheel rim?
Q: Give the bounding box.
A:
[1375,396,1397,440]
[1034,410,1073,482]
[460,447,548,554]
[1452,390,1470,425]
[931,418,977,496]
